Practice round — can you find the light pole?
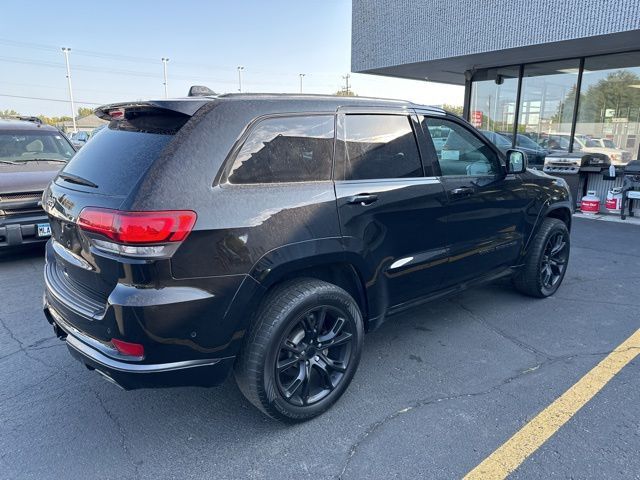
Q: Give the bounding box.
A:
[161,58,170,98]
[61,47,77,133]
[299,73,306,93]
[237,66,244,93]
[342,73,351,95]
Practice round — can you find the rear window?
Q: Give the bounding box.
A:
[59,126,173,195]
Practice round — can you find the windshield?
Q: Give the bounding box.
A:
[481,130,511,147]
[492,132,511,147]
[516,134,542,150]
[0,130,75,163]
[544,136,575,150]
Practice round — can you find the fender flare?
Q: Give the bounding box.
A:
[523,200,572,256]
[245,237,383,322]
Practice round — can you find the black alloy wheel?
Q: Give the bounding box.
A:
[513,217,570,298]
[234,278,364,422]
[539,231,569,292]
[276,306,354,407]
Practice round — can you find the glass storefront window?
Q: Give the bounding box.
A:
[574,52,640,165]
[467,53,640,168]
[517,60,580,155]
[469,66,519,155]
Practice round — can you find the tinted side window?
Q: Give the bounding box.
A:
[228,115,334,184]
[422,117,501,176]
[341,115,423,180]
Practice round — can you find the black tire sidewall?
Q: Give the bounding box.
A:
[533,220,570,297]
[258,282,363,421]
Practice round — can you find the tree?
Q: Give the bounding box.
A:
[1,109,20,117]
[442,104,464,117]
[37,115,72,126]
[552,70,640,124]
[335,89,356,96]
[577,70,640,122]
[77,107,94,118]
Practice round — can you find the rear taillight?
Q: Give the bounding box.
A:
[78,208,196,243]
[77,207,196,257]
[108,108,125,120]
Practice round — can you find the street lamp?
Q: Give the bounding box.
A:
[161,58,170,98]
[342,73,351,96]
[299,73,306,93]
[237,66,245,93]
[61,47,77,133]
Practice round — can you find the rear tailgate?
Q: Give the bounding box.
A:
[43,103,197,342]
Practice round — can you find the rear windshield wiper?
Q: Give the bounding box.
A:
[0,160,19,165]
[58,172,99,188]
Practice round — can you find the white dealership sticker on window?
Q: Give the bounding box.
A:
[442,150,460,160]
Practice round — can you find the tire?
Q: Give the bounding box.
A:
[234,278,364,423]
[513,217,570,298]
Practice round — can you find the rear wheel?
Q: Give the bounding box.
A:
[513,217,570,298]
[234,278,364,422]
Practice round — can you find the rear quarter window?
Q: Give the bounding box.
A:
[227,115,334,184]
[59,127,173,196]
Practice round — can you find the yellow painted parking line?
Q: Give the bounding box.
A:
[464,328,640,480]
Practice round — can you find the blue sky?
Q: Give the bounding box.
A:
[1,0,462,116]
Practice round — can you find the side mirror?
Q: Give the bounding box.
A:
[506,149,527,174]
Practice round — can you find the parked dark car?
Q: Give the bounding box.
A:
[70,130,90,149]
[42,94,572,422]
[505,133,550,168]
[480,130,512,152]
[481,130,548,169]
[0,117,75,248]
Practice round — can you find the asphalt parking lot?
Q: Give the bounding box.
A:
[1,217,638,480]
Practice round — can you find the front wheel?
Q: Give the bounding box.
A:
[234,278,364,422]
[513,217,570,298]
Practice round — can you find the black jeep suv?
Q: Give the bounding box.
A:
[42,94,572,422]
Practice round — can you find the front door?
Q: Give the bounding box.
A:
[420,115,529,285]
[335,111,449,309]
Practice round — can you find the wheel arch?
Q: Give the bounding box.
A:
[521,201,572,262]
[276,263,369,324]
[249,239,372,328]
[545,205,572,231]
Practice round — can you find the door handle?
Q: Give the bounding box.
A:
[449,187,474,197]
[348,193,379,205]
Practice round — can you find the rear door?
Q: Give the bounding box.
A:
[335,109,449,308]
[419,114,528,285]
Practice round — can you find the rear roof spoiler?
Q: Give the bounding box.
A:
[95,98,215,121]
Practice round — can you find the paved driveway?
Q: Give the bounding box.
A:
[1,217,638,479]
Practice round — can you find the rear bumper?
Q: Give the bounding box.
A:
[41,237,264,389]
[43,302,234,390]
[0,213,50,247]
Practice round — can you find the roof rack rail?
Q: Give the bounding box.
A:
[0,115,43,125]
